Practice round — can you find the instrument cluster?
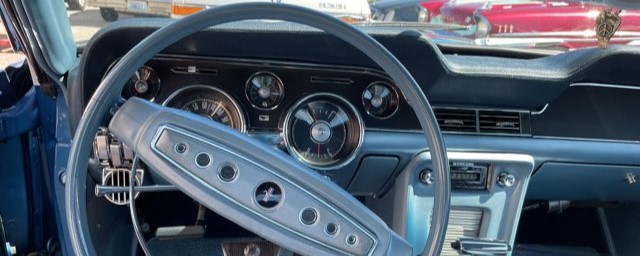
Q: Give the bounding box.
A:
[114,56,406,170]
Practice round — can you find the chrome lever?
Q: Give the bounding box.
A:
[95,184,177,197]
[451,237,511,256]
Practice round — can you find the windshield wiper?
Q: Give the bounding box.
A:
[353,21,469,31]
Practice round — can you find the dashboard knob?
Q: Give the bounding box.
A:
[419,169,434,185]
[625,173,636,185]
[497,172,516,187]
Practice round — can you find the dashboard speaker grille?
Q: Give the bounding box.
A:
[102,168,143,205]
[431,208,484,256]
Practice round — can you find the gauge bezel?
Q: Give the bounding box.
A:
[361,81,399,120]
[283,93,364,170]
[163,85,247,133]
[245,71,285,110]
[104,60,161,102]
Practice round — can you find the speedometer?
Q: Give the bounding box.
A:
[164,85,246,132]
[284,93,363,170]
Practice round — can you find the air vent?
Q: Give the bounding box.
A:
[102,168,143,205]
[434,108,477,133]
[478,111,521,134]
[434,208,484,256]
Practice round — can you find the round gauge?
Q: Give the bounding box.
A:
[362,82,399,119]
[245,71,284,110]
[164,86,246,133]
[284,94,363,169]
[121,66,161,101]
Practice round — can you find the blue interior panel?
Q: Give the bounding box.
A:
[528,162,640,201]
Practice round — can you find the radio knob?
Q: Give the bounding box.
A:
[419,169,434,185]
[497,172,516,187]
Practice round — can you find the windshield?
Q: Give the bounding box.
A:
[61,0,640,52]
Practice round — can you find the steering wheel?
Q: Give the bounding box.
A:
[66,3,450,255]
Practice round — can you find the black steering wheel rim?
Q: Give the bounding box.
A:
[66,3,450,255]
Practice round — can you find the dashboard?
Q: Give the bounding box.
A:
[73,21,640,197]
[71,20,640,255]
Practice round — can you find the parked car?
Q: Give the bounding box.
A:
[370,0,427,22]
[67,0,88,10]
[86,0,172,22]
[473,0,640,49]
[420,0,640,49]
[88,0,372,23]
[170,0,371,22]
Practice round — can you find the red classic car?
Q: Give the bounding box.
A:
[420,0,640,50]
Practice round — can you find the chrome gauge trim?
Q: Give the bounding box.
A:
[362,81,400,120]
[162,85,247,133]
[245,71,285,110]
[104,59,161,102]
[283,93,365,171]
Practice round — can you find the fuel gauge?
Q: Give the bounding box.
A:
[246,71,284,110]
[362,82,399,119]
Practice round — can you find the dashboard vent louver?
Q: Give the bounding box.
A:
[432,208,483,256]
[434,108,477,133]
[478,111,521,134]
[102,168,143,205]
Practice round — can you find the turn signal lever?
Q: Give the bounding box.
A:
[451,238,511,255]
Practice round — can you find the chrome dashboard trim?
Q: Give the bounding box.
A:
[362,81,400,120]
[569,82,640,91]
[532,135,640,144]
[103,61,161,102]
[162,85,247,134]
[530,103,548,115]
[244,71,285,110]
[283,93,365,171]
[150,124,377,255]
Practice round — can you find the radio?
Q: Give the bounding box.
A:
[450,161,490,190]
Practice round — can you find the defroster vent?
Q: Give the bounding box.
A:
[434,108,477,133]
[478,110,521,134]
[433,107,529,135]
